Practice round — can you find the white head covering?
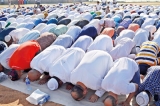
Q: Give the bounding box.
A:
[4,35,11,42]
[136,91,149,106]
[47,78,58,91]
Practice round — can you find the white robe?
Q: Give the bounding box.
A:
[9,28,30,42]
[65,26,82,42]
[0,44,20,69]
[85,19,102,34]
[110,38,135,61]
[70,50,113,91]
[141,18,155,28]
[71,35,93,52]
[87,35,113,53]
[133,29,149,53]
[30,45,65,74]
[49,48,85,83]
[101,57,138,95]
[52,34,73,48]
[114,29,135,46]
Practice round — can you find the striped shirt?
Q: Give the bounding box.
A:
[139,66,160,105]
[135,41,160,66]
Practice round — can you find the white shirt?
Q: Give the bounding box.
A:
[133,29,149,53]
[87,35,113,53]
[52,34,73,48]
[65,26,82,42]
[110,38,135,61]
[9,28,30,42]
[70,50,113,95]
[86,19,102,34]
[33,23,47,32]
[49,48,85,83]
[30,45,65,74]
[40,24,57,34]
[96,4,101,11]
[153,30,160,46]
[82,12,92,21]
[0,44,20,69]
[114,29,135,46]
[71,35,93,52]
[101,57,138,95]
[141,18,155,28]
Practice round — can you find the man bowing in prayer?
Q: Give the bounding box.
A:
[136,66,160,106]
[70,50,113,102]
[27,45,65,84]
[102,57,140,106]
[8,40,41,81]
[135,41,160,78]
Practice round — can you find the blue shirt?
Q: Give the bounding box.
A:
[139,66,160,105]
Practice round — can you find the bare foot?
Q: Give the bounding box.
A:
[38,75,50,85]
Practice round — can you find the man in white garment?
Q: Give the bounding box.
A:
[70,50,113,102]
[65,26,82,42]
[47,47,85,91]
[28,45,65,84]
[52,34,73,49]
[87,35,113,53]
[4,28,30,46]
[0,44,20,72]
[85,19,104,34]
[71,35,93,52]
[110,37,135,60]
[99,18,115,28]
[114,29,135,46]
[132,29,149,54]
[96,1,101,11]
[102,57,140,106]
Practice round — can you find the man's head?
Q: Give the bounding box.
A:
[4,35,13,46]
[71,85,87,101]
[28,69,41,81]
[136,91,150,106]
[8,70,22,81]
[97,1,100,4]
[104,95,117,106]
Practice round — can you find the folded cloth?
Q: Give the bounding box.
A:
[26,89,50,105]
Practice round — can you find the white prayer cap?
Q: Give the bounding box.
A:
[47,78,58,91]
[99,19,104,26]
[136,91,149,106]
[4,35,11,42]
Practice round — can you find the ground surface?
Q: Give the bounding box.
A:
[0,85,62,106]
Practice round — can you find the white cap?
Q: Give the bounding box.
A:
[4,35,11,42]
[47,78,58,91]
[136,91,149,106]
[99,19,104,26]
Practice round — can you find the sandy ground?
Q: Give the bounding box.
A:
[0,85,62,106]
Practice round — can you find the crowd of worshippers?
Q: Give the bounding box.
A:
[0,1,160,106]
